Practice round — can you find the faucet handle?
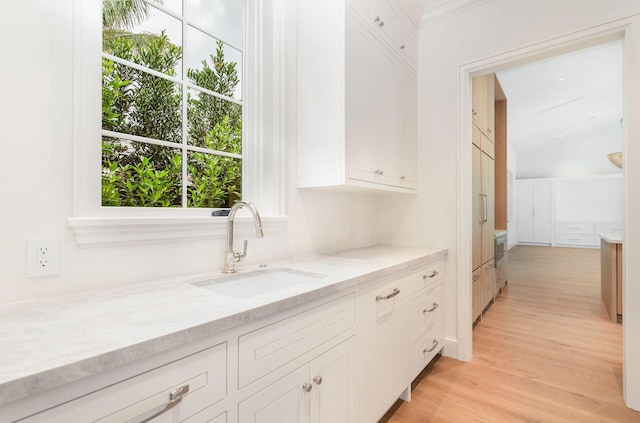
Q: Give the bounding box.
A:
[234,240,249,262]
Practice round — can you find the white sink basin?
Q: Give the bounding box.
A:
[192,268,326,299]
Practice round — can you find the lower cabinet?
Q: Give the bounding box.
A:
[472,259,496,324]
[239,338,355,423]
[11,257,446,423]
[357,301,408,423]
[20,343,228,423]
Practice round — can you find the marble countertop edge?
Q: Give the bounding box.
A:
[0,245,447,407]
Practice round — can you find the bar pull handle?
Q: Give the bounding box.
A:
[129,384,189,423]
[376,288,400,301]
[423,339,439,353]
[423,271,439,279]
[423,302,439,313]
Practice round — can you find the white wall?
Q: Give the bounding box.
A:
[0,0,385,304]
[555,175,624,223]
[516,123,624,179]
[377,0,640,410]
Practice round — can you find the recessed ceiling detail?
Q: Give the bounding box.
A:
[496,40,623,153]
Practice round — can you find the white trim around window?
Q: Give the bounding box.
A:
[69,0,291,245]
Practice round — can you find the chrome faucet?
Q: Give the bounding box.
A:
[223,201,264,273]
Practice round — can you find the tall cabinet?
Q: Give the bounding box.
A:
[517,180,552,244]
[296,0,419,193]
[471,73,497,323]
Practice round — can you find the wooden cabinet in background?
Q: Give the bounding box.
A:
[472,122,495,324]
[472,74,495,140]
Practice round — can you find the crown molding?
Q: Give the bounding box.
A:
[421,0,493,25]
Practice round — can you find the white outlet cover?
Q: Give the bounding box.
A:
[27,238,59,278]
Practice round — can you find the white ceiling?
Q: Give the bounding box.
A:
[495,40,623,154]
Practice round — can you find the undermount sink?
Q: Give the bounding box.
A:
[191,268,326,299]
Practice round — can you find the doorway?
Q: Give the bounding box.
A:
[456,19,640,411]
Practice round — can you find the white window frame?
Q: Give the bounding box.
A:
[68,0,290,245]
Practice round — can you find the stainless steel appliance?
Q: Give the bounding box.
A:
[495,231,508,291]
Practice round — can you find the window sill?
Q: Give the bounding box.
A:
[67,216,289,246]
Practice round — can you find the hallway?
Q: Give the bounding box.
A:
[388,246,640,422]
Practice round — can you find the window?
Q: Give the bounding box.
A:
[101,0,243,209]
[69,0,290,244]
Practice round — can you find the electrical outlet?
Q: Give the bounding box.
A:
[27,239,59,277]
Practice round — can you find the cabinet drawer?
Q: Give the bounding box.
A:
[409,323,444,381]
[407,283,444,344]
[405,261,444,296]
[357,274,408,322]
[556,222,594,233]
[238,294,355,388]
[555,232,596,246]
[24,343,227,423]
[596,223,624,233]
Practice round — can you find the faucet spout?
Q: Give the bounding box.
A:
[223,201,264,273]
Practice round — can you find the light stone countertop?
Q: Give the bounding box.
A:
[0,245,447,407]
[599,232,623,244]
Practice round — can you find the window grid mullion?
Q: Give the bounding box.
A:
[101,130,242,160]
[181,1,188,208]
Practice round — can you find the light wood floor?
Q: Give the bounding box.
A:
[388,245,640,423]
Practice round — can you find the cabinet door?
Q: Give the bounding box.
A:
[472,75,495,140]
[239,366,310,423]
[472,143,482,270]
[377,55,416,188]
[472,75,488,131]
[472,269,482,322]
[346,12,381,184]
[310,338,356,423]
[481,149,495,264]
[358,306,408,423]
[534,180,551,243]
[482,260,496,307]
[517,181,535,243]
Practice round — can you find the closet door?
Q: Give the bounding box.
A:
[517,181,534,243]
[534,180,552,243]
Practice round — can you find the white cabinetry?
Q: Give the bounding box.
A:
[554,222,623,247]
[239,338,355,423]
[20,343,228,423]
[407,263,445,381]
[297,0,418,192]
[12,255,447,423]
[517,180,551,244]
[357,260,445,423]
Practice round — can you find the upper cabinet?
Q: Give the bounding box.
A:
[297,0,420,193]
[472,74,495,141]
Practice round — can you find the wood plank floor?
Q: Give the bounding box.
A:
[387,245,640,422]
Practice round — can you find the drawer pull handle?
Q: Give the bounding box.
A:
[376,288,400,301]
[423,339,439,353]
[129,384,189,423]
[302,382,313,392]
[423,302,439,313]
[313,375,323,385]
[423,271,439,279]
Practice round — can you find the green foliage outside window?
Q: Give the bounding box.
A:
[101,0,242,208]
